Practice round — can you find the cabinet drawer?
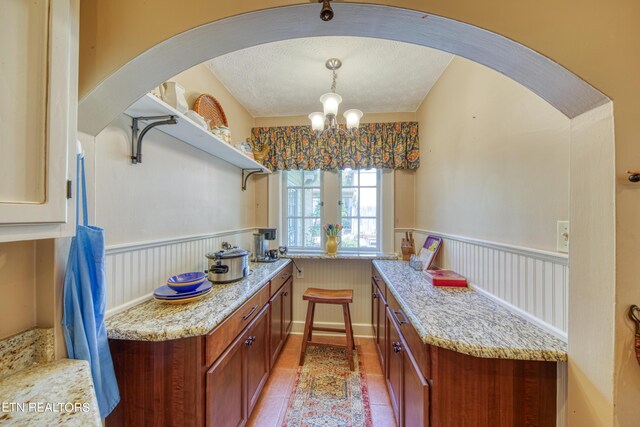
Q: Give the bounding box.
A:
[372,266,386,301]
[386,290,431,380]
[206,284,270,366]
[270,263,293,297]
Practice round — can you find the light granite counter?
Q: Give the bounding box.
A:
[0,328,54,380]
[373,260,567,361]
[0,359,101,426]
[284,252,398,260]
[106,259,292,341]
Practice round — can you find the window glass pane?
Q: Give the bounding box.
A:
[359,218,378,249]
[305,218,321,247]
[360,169,377,186]
[287,170,303,186]
[341,169,358,187]
[360,187,377,217]
[341,218,358,248]
[303,170,321,187]
[287,188,301,217]
[287,218,302,247]
[304,188,321,217]
[341,187,358,217]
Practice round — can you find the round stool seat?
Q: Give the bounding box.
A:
[302,288,353,304]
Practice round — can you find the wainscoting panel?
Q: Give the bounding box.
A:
[396,229,568,337]
[104,229,256,316]
[288,258,374,337]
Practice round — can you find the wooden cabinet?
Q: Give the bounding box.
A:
[0,0,78,240]
[206,335,246,427]
[372,280,386,368]
[372,265,556,427]
[108,267,295,427]
[270,276,293,367]
[207,305,269,427]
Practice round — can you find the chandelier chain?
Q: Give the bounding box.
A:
[331,68,337,93]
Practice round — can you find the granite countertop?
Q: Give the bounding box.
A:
[0,359,101,426]
[285,252,398,260]
[373,260,567,361]
[106,259,291,341]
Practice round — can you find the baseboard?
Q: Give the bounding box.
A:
[291,320,374,338]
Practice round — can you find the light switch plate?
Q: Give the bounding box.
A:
[557,221,569,253]
[296,267,304,279]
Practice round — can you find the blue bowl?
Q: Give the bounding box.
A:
[167,272,207,293]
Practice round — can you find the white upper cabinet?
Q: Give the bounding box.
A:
[0,0,78,241]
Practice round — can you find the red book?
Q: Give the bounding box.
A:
[425,269,468,288]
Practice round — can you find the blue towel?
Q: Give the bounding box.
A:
[62,153,120,418]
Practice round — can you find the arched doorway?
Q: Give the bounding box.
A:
[78,3,616,424]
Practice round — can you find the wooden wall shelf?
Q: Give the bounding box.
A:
[124,94,270,173]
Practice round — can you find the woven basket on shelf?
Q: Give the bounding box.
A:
[193,94,228,128]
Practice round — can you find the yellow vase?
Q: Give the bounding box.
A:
[326,235,340,255]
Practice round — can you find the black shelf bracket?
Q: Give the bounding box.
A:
[242,169,267,191]
[130,115,178,164]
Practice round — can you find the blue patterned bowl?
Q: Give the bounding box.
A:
[167,272,207,293]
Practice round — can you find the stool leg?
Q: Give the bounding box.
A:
[347,304,355,350]
[342,303,355,371]
[308,301,316,342]
[299,301,315,366]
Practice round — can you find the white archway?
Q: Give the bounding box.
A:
[78,3,617,423]
[78,3,608,134]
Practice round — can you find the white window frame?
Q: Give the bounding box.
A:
[338,169,382,252]
[282,170,323,250]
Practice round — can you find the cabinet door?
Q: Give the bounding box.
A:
[283,278,293,336]
[372,281,379,343]
[403,341,430,427]
[269,285,284,367]
[206,334,246,427]
[245,306,270,416]
[0,0,76,228]
[374,283,386,370]
[386,307,403,426]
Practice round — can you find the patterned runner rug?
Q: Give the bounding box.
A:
[282,345,372,427]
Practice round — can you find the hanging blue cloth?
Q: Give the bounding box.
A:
[62,152,120,418]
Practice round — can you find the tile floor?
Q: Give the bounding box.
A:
[248,334,397,427]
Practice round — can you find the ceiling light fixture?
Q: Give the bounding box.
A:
[308,58,363,135]
[318,0,334,21]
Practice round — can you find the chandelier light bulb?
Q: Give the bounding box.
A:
[319,92,342,117]
[308,112,325,132]
[343,109,363,130]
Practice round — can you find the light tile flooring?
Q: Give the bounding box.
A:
[248,334,397,427]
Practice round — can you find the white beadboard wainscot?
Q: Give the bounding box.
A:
[396,228,568,427]
[104,229,256,316]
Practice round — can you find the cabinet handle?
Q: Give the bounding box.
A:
[283,292,289,297]
[392,342,402,353]
[372,293,378,299]
[245,336,256,346]
[242,305,258,320]
[393,310,409,326]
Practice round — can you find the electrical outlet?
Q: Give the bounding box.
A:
[557,221,569,253]
[296,267,304,279]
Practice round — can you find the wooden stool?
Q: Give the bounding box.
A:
[299,288,356,370]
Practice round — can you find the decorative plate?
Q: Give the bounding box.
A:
[154,288,212,304]
[193,94,228,128]
[154,281,212,299]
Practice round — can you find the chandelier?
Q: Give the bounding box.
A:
[308,58,363,135]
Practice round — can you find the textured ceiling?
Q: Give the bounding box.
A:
[205,37,453,117]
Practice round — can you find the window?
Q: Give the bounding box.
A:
[340,169,380,251]
[284,170,322,249]
[283,168,381,252]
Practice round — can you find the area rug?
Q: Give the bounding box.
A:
[282,345,372,427]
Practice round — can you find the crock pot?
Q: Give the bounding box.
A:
[205,249,250,283]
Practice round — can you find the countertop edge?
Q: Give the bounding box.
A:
[106,259,292,342]
[373,260,568,362]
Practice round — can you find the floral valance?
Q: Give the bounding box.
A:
[249,122,419,171]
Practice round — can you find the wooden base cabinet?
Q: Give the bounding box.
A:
[270,276,293,367]
[373,266,557,427]
[207,305,269,427]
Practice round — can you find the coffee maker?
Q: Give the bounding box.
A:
[253,228,278,262]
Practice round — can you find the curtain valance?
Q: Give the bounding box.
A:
[249,122,419,171]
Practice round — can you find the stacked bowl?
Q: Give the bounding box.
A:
[153,272,212,304]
